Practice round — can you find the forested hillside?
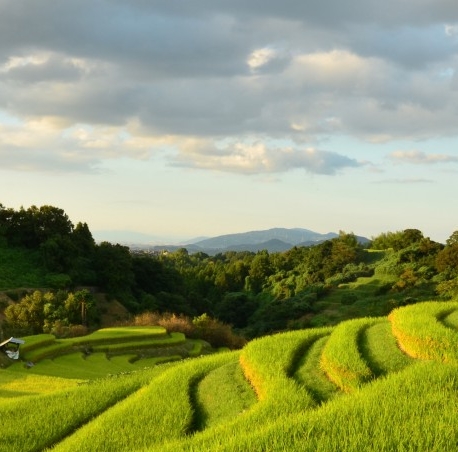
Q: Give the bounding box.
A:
[1,203,457,340]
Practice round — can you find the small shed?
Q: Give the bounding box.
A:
[0,337,25,360]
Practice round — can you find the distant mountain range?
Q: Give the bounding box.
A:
[124,228,370,255]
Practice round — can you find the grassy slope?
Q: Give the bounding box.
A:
[4,326,214,380]
[2,303,458,450]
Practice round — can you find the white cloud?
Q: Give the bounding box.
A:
[445,24,458,37]
[247,48,277,71]
[389,150,458,164]
[0,118,172,172]
[172,140,361,175]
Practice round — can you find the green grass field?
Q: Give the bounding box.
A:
[1,301,458,451]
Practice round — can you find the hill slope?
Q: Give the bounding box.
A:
[189,227,339,249]
[1,301,458,451]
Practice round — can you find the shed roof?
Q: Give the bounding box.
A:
[0,337,25,347]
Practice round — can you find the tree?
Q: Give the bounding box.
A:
[4,290,47,335]
[215,292,257,328]
[446,231,458,246]
[65,290,96,326]
[371,230,423,251]
[0,203,14,246]
[35,205,74,243]
[245,251,273,293]
[95,242,135,294]
[436,244,458,277]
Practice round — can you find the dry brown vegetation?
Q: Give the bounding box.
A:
[129,311,247,349]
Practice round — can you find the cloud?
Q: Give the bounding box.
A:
[172,141,361,175]
[0,118,169,173]
[1,1,458,175]
[247,47,291,74]
[445,24,458,37]
[0,53,92,84]
[389,150,458,164]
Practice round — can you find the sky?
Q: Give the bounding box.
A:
[1,0,458,244]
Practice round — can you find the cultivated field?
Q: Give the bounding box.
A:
[1,301,458,451]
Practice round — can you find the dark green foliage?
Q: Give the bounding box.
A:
[436,243,458,276]
[370,229,425,251]
[1,203,456,340]
[341,293,358,305]
[95,242,135,294]
[214,292,258,328]
[248,296,312,336]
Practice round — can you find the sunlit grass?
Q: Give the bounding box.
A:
[3,301,458,452]
[151,360,458,452]
[320,317,380,392]
[194,358,256,429]
[50,353,236,452]
[0,371,80,399]
[0,368,157,452]
[389,301,458,362]
[359,319,414,376]
[441,308,458,330]
[91,332,186,352]
[20,334,56,354]
[68,326,168,346]
[293,333,339,403]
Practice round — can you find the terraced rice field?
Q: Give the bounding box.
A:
[1,301,458,451]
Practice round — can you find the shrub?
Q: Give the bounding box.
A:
[51,322,89,338]
[193,314,247,349]
[128,311,246,349]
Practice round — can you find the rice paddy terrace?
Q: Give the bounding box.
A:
[1,301,458,451]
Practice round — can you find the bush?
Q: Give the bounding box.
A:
[128,311,246,349]
[192,313,247,349]
[51,322,89,338]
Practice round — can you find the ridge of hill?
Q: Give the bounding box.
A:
[134,228,370,254]
[190,227,339,248]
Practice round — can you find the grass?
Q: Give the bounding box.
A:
[440,308,458,330]
[293,333,339,403]
[0,371,81,399]
[13,328,197,368]
[19,334,56,354]
[320,317,380,392]
[3,301,458,451]
[359,319,414,376]
[91,332,186,352]
[389,301,458,362]
[21,341,73,362]
[0,368,156,452]
[69,326,168,346]
[194,359,257,429]
[2,326,214,386]
[50,352,236,452]
[169,361,458,452]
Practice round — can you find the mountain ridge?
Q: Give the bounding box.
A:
[127,228,370,255]
[189,227,339,249]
